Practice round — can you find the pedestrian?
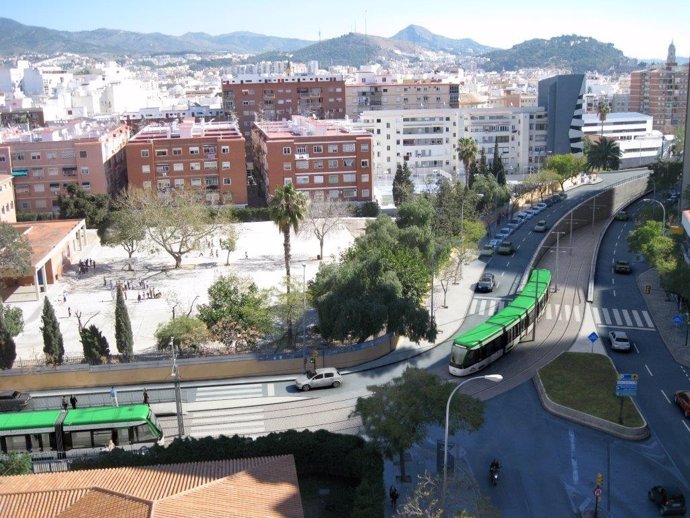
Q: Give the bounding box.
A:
[103,276,107,287]
[389,485,399,510]
[92,260,96,270]
[63,292,67,303]
[143,388,150,406]
[137,293,141,303]
[61,396,68,411]
[244,251,248,259]
[67,306,71,317]
[110,386,119,407]
[69,394,78,409]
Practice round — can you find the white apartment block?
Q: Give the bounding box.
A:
[582,112,663,167]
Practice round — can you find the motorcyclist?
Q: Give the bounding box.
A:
[490,459,500,473]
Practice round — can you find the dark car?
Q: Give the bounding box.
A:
[0,390,32,412]
[614,210,629,221]
[476,273,496,293]
[614,260,631,273]
[649,485,686,515]
[674,391,690,418]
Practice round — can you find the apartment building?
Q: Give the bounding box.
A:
[345,81,459,120]
[630,42,688,134]
[125,119,247,205]
[0,175,16,222]
[0,119,129,214]
[538,74,585,155]
[251,116,373,203]
[221,75,346,140]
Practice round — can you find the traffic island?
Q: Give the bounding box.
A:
[534,352,649,440]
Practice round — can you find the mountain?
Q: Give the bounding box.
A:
[482,35,639,73]
[391,25,494,55]
[0,18,313,55]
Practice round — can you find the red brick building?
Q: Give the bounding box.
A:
[252,116,373,203]
[125,119,247,205]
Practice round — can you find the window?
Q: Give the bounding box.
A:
[191,178,202,187]
[361,143,369,151]
[189,146,200,155]
[343,143,355,152]
[328,144,338,153]
[362,189,370,198]
[48,167,58,176]
[190,162,201,171]
[343,173,356,182]
[141,149,150,158]
[313,145,323,153]
[81,182,91,191]
[203,161,218,170]
[329,190,340,199]
[49,183,60,193]
[11,152,25,161]
[221,161,230,170]
[34,183,44,193]
[156,165,169,174]
[80,167,89,175]
[205,177,219,187]
[296,160,309,170]
[174,178,184,187]
[173,163,184,172]
[46,152,56,160]
[172,148,182,156]
[283,146,292,155]
[296,176,309,185]
[155,149,168,157]
[296,146,307,154]
[283,178,293,186]
[143,181,152,190]
[203,145,217,155]
[19,201,29,209]
[314,176,324,184]
[328,175,339,184]
[362,174,370,182]
[79,151,87,158]
[142,165,151,174]
[328,159,338,168]
[314,160,323,169]
[62,150,75,159]
[31,168,44,178]
[223,177,231,185]
[0,156,5,162]
[221,145,230,154]
[343,159,354,167]
[343,188,357,198]
[283,162,292,171]
[35,199,47,209]
[361,159,369,168]
[31,152,41,160]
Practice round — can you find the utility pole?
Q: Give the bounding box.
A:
[170,337,185,438]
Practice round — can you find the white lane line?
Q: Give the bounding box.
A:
[611,278,615,286]
[612,309,622,325]
[634,343,640,354]
[546,304,553,320]
[645,364,653,377]
[683,421,690,434]
[501,271,505,278]
[573,305,582,322]
[592,307,602,325]
[613,289,616,297]
[661,390,671,404]
[622,310,633,327]
[469,299,478,314]
[632,310,644,328]
[267,384,274,397]
[642,311,654,328]
[602,308,612,325]
[569,429,579,484]
[563,304,571,321]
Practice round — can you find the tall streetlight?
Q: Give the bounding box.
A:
[302,263,307,344]
[442,374,503,507]
[554,232,567,293]
[642,198,666,235]
[170,337,185,438]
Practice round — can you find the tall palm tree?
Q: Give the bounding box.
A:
[597,101,610,137]
[586,137,622,171]
[457,137,478,188]
[268,183,308,347]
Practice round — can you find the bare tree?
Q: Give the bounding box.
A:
[102,208,146,271]
[438,254,461,308]
[300,199,353,260]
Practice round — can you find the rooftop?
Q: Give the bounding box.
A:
[0,118,125,144]
[254,116,370,139]
[130,118,242,142]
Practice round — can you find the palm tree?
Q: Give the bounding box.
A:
[268,183,308,347]
[587,137,622,171]
[457,137,478,188]
[597,101,610,137]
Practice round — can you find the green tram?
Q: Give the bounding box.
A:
[450,268,552,376]
[0,404,164,459]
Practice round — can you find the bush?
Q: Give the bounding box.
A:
[16,211,57,222]
[355,201,380,218]
[230,207,271,222]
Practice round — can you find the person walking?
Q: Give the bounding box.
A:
[61,396,69,411]
[69,394,78,409]
[389,485,399,511]
[143,388,150,406]
[110,386,119,407]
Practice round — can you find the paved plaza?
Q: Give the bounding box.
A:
[12,219,367,363]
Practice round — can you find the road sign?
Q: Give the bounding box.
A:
[618,373,639,381]
[616,373,638,396]
[588,332,599,343]
[673,314,683,327]
[594,487,603,497]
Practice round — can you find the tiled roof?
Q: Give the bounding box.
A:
[0,456,304,518]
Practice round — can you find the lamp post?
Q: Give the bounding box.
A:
[170,337,185,438]
[302,263,307,345]
[642,198,666,235]
[554,232,566,293]
[442,374,503,508]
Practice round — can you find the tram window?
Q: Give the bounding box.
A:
[5,435,28,452]
[93,429,112,448]
[70,431,93,449]
[29,433,49,451]
[134,424,155,442]
[116,427,131,446]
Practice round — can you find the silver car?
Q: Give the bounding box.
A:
[295,367,343,391]
[608,331,632,352]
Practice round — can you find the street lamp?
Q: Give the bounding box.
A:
[170,337,185,438]
[442,374,503,507]
[302,263,307,345]
[553,232,567,293]
[642,198,666,235]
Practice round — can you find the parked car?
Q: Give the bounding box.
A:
[550,194,562,204]
[648,485,687,516]
[526,208,541,217]
[535,202,548,211]
[614,210,629,221]
[0,391,32,412]
[295,367,343,391]
[674,390,690,418]
[515,211,529,220]
[533,220,548,233]
[479,244,495,257]
[495,230,510,241]
[497,241,514,255]
[614,259,632,273]
[488,238,502,249]
[608,330,632,352]
[476,273,496,293]
[499,226,513,236]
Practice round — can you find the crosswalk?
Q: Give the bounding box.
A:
[191,383,271,402]
[469,297,655,331]
[189,406,266,438]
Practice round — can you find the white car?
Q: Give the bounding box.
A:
[295,367,343,391]
[479,244,495,257]
[608,331,632,352]
[535,202,548,211]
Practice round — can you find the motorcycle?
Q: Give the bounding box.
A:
[489,462,500,486]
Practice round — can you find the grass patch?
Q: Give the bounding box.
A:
[539,352,644,427]
[299,474,358,518]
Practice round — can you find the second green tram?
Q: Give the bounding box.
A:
[0,404,164,459]
[450,269,552,376]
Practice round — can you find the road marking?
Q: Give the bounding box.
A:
[621,310,633,327]
[569,429,579,484]
[602,308,611,325]
[661,390,671,404]
[592,307,601,325]
[612,309,622,326]
[634,343,640,353]
[611,278,615,286]
[642,311,654,327]
[613,289,616,297]
[573,305,581,322]
[562,304,571,321]
[683,421,690,434]
[632,310,644,328]
[545,304,553,320]
[645,364,653,377]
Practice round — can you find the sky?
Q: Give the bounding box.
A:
[3,0,689,60]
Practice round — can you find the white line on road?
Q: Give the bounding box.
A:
[634,343,640,354]
[645,364,653,377]
[683,421,690,434]
[642,311,654,328]
[661,389,671,404]
[569,429,579,484]
[613,289,616,297]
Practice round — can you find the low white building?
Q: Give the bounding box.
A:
[582,112,663,168]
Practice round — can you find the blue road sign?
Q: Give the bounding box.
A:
[673,314,683,327]
[616,373,638,396]
[588,332,599,343]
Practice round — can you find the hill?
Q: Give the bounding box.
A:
[482,35,639,73]
[391,24,494,55]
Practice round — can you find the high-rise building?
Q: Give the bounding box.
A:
[630,42,689,134]
[538,74,585,155]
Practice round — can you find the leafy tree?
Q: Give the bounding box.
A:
[57,183,111,229]
[647,160,683,194]
[477,148,489,176]
[218,224,238,266]
[0,304,24,337]
[102,207,146,271]
[531,168,562,201]
[300,199,353,260]
[627,221,676,274]
[154,316,210,353]
[115,286,134,359]
[0,308,16,369]
[0,222,32,281]
[80,324,110,365]
[660,260,690,304]
[586,137,621,171]
[672,127,684,157]
[393,162,415,206]
[271,276,306,348]
[211,319,262,354]
[268,183,308,347]
[544,154,587,192]
[350,368,484,481]
[40,298,64,366]
[0,452,31,475]
[457,137,478,187]
[491,141,506,185]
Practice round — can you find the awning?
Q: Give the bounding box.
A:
[11,169,28,177]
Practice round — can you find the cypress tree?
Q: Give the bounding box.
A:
[40,298,64,366]
[81,324,110,365]
[0,309,16,369]
[114,286,134,359]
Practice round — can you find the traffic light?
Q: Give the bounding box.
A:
[596,472,604,487]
